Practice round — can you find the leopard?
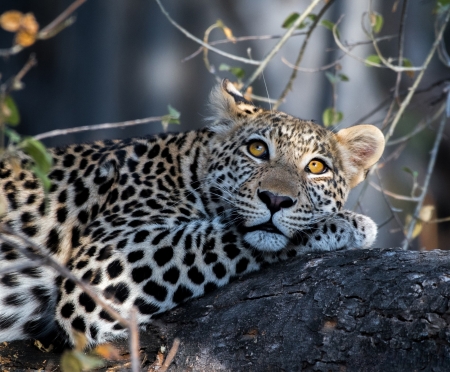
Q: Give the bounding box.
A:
[0,79,385,347]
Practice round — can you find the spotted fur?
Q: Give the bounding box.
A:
[0,80,384,346]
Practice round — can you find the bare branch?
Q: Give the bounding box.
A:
[281,55,343,73]
[273,0,335,109]
[394,0,409,100]
[154,0,261,66]
[402,110,448,249]
[243,0,323,90]
[369,181,420,202]
[129,307,141,372]
[34,116,165,141]
[385,9,450,142]
[160,338,180,372]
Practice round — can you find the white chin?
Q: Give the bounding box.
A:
[244,231,289,252]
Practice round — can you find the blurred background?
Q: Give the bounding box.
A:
[0,0,449,250]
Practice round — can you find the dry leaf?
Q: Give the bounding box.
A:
[15,30,36,47]
[72,330,88,351]
[93,343,122,360]
[20,13,39,34]
[222,26,236,43]
[244,86,253,102]
[0,11,23,32]
[419,205,435,223]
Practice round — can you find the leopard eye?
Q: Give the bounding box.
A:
[306,159,327,174]
[247,140,269,160]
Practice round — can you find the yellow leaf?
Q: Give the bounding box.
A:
[20,13,39,34]
[419,205,435,223]
[405,214,423,239]
[222,26,236,43]
[93,343,122,360]
[61,351,83,372]
[0,11,23,32]
[15,29,36,47]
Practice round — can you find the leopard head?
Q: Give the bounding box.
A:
[203,80,385,251]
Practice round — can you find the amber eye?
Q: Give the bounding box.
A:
[247,140,269,159]
[306,159,327,174]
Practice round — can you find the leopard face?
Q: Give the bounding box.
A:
[203,80,384,251]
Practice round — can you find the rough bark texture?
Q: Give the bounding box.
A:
[2,247,450,371]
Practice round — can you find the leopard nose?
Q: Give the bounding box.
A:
[258,190,296,214]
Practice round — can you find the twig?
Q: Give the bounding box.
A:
[182,31,307,63]
[274,0,334,109]
[402,111,448,249]
[160,338,180,372]
[39,0,87,38]
[129,307,141,372]
[394,0,409,101]
[0,54,37,95]
[281,55,343,73]
[332,17,421,71]
[427,216,450,224]
[34,116,165,140]
[155,0,260,66]
[243,0,322,90]
[369,181,420,202]
[385,9,450,142]
[0,225,130,328]
[387,103,446,146]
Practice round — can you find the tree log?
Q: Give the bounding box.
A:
[2,248,450,371]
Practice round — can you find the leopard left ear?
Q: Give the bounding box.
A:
[335,124,385,188]
[208,79,257,134]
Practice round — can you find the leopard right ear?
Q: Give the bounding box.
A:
[208,79,257,134]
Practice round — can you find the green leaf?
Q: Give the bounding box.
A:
[21,137,53,175]
[370,12,384,33]
[2,95,20,126]
[321,20,340,39]
[402,58,414,78]
[438,0,450,6]
[61,351,104,372]
[307,14,317,22]
[4,128,21,143]
[282,12,300,28]
[365,54,382,66]
[338,73,349,82]
[403,166,418,178]
[322,107,344,127]
[325,72,338,85]
[219,63,245,80]
[161,105,181,132]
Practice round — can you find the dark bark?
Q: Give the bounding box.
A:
[2,248,450,371]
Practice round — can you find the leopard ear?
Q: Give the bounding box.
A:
[208,79,257,134]
[335,124,385,188]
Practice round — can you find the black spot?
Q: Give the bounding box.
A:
[82,269,93,281]
[0,314,18,330]
[147,144,160,159]
[188,266,205,285]
[96,246,113,261]
[128,250,144,263]
[4,293,26,306]
[121,185,136,200]
[78,210,89,224]
[163,267,180,284]
[173,285,193,304]
[134,298,160,315]
[117,239,127,250]
[26,194,37,204]
[49,169,64,181]
[143,280,168,302]
[236,257,249,274]
[132,266,152,283]
[58,190,67,203]
[224,244,240,259]
[222,231,237,244]
[63,154,76,167]
[204,252,217,264]
[60,302,75,318]
[71,227,81,248]
[134,143,147,157]
[79,293,96,312]
[184,235,192,250]
[90,324,99,340]
[64,279,75,294]
[134,230,149,243]
[22,267,42,278]
[1,273,19,287]
[76,260,88,270]
[104,283,129,303]
[22,225,38,237]
[57,207,68,223]
[99,310,114,322]
[213,262,226,279]
[153,246,173,267]
[183,252,195,266]
[45,228,61,254]
[73,179,90,207]
[152,230,170,245]
[107,260,124,279]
